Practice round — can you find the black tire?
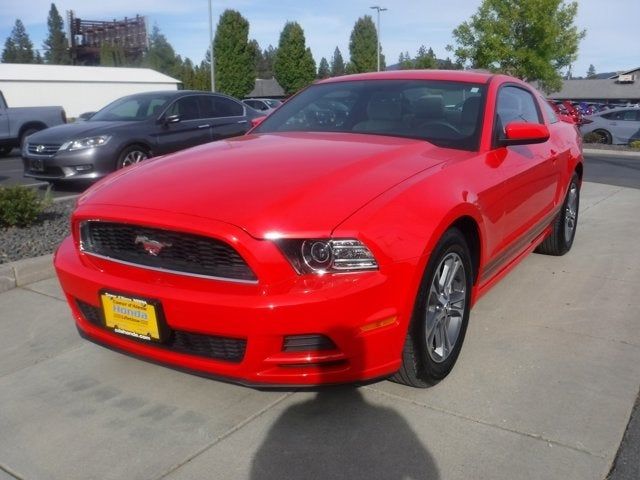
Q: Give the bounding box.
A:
[535,173,580,256]
[593,129,612,144]
[20,127,41,152]
[116,145,150,170]
[0,146,12,157]
[390,228,473,387]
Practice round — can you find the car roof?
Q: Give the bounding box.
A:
[318,69,496,85]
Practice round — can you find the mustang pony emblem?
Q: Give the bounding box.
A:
[134,235,172,256]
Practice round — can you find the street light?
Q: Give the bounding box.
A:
[370,5,387,72]
[208,0,215,92]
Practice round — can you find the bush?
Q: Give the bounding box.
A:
[0,186,46,227]
[630,140,640,150]
[583,132,602,144]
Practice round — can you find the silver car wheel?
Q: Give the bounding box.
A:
[564,182,578,241]
[121,150,148,167]
[425,252,466,363]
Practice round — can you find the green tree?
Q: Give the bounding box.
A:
[256,45,277,79]
[317,57,330,79]
[248,39,261,79]
[2,19,35,63]
[398,51,414,69]
[143,25,182,78]
[330,46,345,76]
[348,15,384,73]
[586,63,596,78]
[213,9,255,97]
[450,0,585,92]
[414,45,437,69]
[43,3,70,64]
[274,22,316,95]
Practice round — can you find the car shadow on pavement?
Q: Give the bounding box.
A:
[250,386,439,480]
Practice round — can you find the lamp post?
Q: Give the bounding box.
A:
[208,0,215,92]
[369,5,387,72]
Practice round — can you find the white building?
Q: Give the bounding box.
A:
[0,64,181,118]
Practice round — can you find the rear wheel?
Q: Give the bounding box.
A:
[390,228,473,387]
[535,173,580,256]
[116,145,149,169]
[593,129,612,144]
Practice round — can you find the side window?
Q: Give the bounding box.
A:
[246,100,266,110]
[198,96,216,118]
[167,96,201,121]
[213,97,244,117]
[540,97,558,124]
[495,86,542,136]
[601,112,614,120]
[621,110,637,121]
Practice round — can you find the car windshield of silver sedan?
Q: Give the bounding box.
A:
[90,94,173,122]
[254,80,486,150]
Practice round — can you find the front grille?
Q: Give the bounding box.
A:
[27,143,61,155]
[80,221,257,282]
[75,299,247,363]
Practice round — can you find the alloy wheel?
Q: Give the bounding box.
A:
[121,150,148,167]
[564,182,579,241]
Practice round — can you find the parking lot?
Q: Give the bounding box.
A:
[1,180,638,480]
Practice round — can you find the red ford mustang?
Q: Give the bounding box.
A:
[54,70,582,387]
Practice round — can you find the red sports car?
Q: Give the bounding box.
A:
[54,70,583,387]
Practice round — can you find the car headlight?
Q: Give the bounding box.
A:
[60,135,112,151]
[277,239,378,274]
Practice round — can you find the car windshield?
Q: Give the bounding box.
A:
[90,94,173,122]
[254,80,486,150]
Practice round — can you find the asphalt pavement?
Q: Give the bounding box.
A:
[0,181,639,480]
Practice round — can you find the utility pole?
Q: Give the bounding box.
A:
[208,0,215,91]
[370,5,387,72]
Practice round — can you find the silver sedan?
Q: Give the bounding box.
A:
[580,107,640,144]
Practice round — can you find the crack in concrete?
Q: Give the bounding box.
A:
[157,391,296,479]
[18,285,65,303]
[364,385,610,460]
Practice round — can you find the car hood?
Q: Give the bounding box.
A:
[27,121,137,143]
[80,132,447,238]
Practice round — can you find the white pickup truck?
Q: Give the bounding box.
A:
[0,90,66,156]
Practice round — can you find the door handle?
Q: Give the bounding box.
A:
[237,120,248,124]
[198,124,210,129]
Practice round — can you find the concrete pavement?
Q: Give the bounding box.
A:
[0,182,639,480]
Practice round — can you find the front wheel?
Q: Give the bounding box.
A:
[116,145,149,169]
[593,129,612,144]
[390,228,473,387]
[535,173,580,256]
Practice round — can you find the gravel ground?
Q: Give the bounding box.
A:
[0,199,74,264]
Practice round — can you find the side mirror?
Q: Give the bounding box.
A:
[250,116,267,128]
[163,114,181,125]
[500,122,550,146]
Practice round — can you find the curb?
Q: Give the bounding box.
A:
[584,148,640,158]
[0,254,55,293]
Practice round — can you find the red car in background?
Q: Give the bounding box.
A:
[54,70,583,387]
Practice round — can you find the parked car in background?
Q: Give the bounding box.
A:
[76,111,96,122]
[23,90,260,183]
[0,90,66,156]
[54,70,583,387]
[242,98,282,115]
[580,106,640,144]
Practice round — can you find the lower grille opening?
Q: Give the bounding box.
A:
[76,299,246,363]
[282,334,337,352]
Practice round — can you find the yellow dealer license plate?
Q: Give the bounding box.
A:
[101,293,161,342]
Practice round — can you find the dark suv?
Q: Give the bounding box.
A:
[23,90,260,183]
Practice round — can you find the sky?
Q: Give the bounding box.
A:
[0,0,638,78]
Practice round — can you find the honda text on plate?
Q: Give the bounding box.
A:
[54,71,583,387]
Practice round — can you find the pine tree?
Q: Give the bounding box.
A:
[213,10,255,98]
[399,51,414,69]
[274,22,316,95]
[248,39,261,79]
[2,19,36,63]
[257,45,277,79]
[43,3,70,64]
[317,57,330,79]
[348,15,384,73]
[330,47,345,76]
[586,64,596,78]
[143,25,183,78]
[414,45,437,69]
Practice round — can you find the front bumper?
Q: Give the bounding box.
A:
[54,228,415,386]
[22,144,119,181]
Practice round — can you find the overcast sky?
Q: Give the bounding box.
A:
[1,0,638,78]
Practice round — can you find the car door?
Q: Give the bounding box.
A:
[607,110,640,144]
[489,85,558,257]
[202,95,251,140]
[155,95,212,154]
[0,92,9,141]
